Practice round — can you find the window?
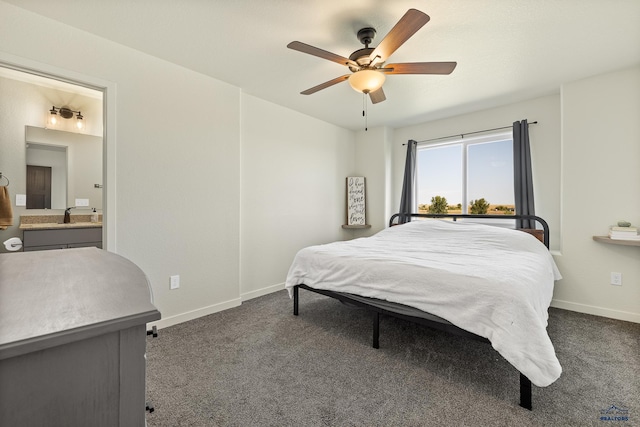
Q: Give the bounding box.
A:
[416,132,514,215]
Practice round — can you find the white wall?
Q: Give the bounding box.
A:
[350,126,393,236]
[554,66,640,322]
[240,94,355,298]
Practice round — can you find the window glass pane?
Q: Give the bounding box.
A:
[416,144,462,213]
[467,140,514,214]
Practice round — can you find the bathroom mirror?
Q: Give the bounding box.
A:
[25,126,102,210]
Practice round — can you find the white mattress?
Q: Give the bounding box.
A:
[285,219,562,387]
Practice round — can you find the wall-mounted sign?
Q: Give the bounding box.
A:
[346,176,366,226]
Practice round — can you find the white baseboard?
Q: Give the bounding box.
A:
[148,297,242,330]
[241,282,285,302]
[147,283,286,330]
[551,299,640,324]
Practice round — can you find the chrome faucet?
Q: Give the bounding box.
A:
[64,207,74,223]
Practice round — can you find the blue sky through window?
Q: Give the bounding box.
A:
[467,139,513,205]
[417,137,514,208]
[417,145,462,206]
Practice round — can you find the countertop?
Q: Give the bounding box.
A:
[19,222,102,230]
[19,214,102,230]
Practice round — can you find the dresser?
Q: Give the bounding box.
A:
[0,248,161,426]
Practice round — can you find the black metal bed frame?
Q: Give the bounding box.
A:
[292,213,552,411]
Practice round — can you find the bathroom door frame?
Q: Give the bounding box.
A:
[0,52,116,252]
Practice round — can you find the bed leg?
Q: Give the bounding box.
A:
[519,373,532,410]
[293,286,299,316]
[372,312,380,349]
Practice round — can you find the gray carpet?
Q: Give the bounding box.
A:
[145,290,640,427]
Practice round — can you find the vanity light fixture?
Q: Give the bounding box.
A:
[48,106,85,130]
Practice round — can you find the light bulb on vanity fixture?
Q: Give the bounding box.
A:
[47,106,85,131]
[48,106,59,126]
[75,111,84,130]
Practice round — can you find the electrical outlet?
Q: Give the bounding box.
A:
[170,275,180,290]
[610,272,622,286]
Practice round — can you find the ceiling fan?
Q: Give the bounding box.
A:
[287,9,457,104]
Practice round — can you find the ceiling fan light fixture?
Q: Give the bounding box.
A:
[348,69,386,94]
[288,9,452,105]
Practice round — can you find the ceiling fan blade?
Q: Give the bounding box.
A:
[287,41,359,68]
[383,62,457,75]
[369,9,430,64]
[369,87,386,104]
[300,75,350,95]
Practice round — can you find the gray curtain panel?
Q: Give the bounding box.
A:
[398,140,417,224]
[513,120,535,229]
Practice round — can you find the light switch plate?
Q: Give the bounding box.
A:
[170,275,180,290]
[610,272,622,286]
[16,194,26,206]
[75,198,90,207]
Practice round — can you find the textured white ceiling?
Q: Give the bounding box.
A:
[6,0,640,130]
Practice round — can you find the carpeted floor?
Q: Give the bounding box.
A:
[145,290,640,427]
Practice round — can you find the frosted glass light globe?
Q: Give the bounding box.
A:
[348,69,386,93]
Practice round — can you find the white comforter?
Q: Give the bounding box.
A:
[285,219,562,387]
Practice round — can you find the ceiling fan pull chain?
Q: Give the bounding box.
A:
[363,93,368,131]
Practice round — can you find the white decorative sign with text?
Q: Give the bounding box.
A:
[347,176,366,226]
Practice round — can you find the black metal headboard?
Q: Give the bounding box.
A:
[388,213,550,249]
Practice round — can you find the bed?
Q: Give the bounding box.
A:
[285,214,562,410]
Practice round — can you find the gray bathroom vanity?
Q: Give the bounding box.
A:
[19,214,103,251]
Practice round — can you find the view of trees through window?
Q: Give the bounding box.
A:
[416,134,515,215]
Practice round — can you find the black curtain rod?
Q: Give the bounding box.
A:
[411,121,538,145]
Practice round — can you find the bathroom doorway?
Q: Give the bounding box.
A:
[0,56,115,250]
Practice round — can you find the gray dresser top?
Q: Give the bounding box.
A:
[0,247,161,359]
